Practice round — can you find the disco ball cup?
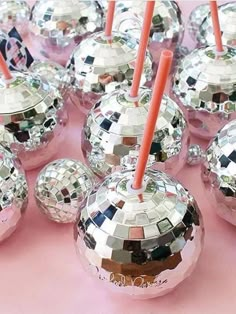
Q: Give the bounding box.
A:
[187,4,210,43]
[173,45,236,140]
[0,0,30,36]
[82,86,189,178]
[202,120,236,226]
[112,1,184,67]
[68,31,153,114]
[74,168,204,299]
[198,2,236,49]
[35,159,95,223]
[0,144,28,243]
[30,60,72,100]
[0,71,68,171]
[29,0,104,65]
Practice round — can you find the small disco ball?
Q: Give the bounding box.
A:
[187,144,205,166]
[0,144,28,243]
[0,0,30,36]
[198,2,236,49]
[82,86,188,178]
[173,45,236,140]
[202,120,236,226]
[112,0,184,66]
[187,4,210,42]
[29,60,72,100]
[29,0,104,64]
[74,167,204,299]
[0,71,68,170]
[68,31,153,113]
[35,159,94,223]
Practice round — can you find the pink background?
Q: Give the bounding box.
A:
[1,1,235,314]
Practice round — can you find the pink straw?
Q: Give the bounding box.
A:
[210,0,224,52]
[104,1,116,37]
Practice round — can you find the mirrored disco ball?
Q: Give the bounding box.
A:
[29,0,104,64]
[0,144,28,243]
[187,144,205,166]
[82,86,188,178]
[0,71,68,170]
[30,60,72,100]
[203,120,236,225]
[173,45,236,140]
[187,4,210,42]
[112,1,184,65]
[0,0,30,36]
[68,31,153,113]
[198,2,236,48]
[74,168,204,299]
[35,159,94,223]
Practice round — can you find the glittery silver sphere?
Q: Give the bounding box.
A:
[74,168,204,299]
[29,0,104,63]
[0,71,68,170]
[35,159,94,223]
[30,60,72,100]
[203,120,236,225]
[198,2,236,48]
[82,86,188,178]
[187,4,210,42]
[0,0,30,36]
[187,144,205,166]
[173,45,236,140]
[112,1,184,65]
[120,150,156,171]
[68,31,153,113]
[0,144,28,243]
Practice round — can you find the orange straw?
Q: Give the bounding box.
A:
[132,50,173,191]
[0,52,12,81]
[210,0,224,52]
[104,0,116,37]
[129,1,155,98]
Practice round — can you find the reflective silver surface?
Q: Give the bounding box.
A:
[187,4,210,42]
[30,0,104,48]
[0,144,28,243]
[203,120,236,225]
[198,2,236,48]
[35,159,94,223]
[68,31,153,112]
[173,45,236,140]
[74,168,204,298]
[82,87,187,178]
[112,1,184,64]
[0,71,68,170]
[187,144,205,166]
[30,60,72,100]
[0,0,30,35]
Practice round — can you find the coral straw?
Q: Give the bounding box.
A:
[129,1,155,99]
[132,50,173,191]
[104,0,116,37]
[0,53,12,81]
[210,0,224,52]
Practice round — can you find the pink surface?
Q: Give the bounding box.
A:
[1,1,236,314]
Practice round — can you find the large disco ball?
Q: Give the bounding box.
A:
[74,168,204,299]
[0,144,28,243]
[82,86,188,178]
[0,71,68,170]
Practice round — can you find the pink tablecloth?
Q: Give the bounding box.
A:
[1,1,236,314]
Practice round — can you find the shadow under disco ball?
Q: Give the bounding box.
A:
[82,86,188,178]
[74,167,204,299]
[35,159,95,223]
[198,2,236,49]
[112,0,184,66]
[202,120,236,226]
[68,31,153,114]
[0,144,28,243]
[0,71,68,171]
[0,0,30,36]
[29,0,105,65]
[173,45,236,141]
